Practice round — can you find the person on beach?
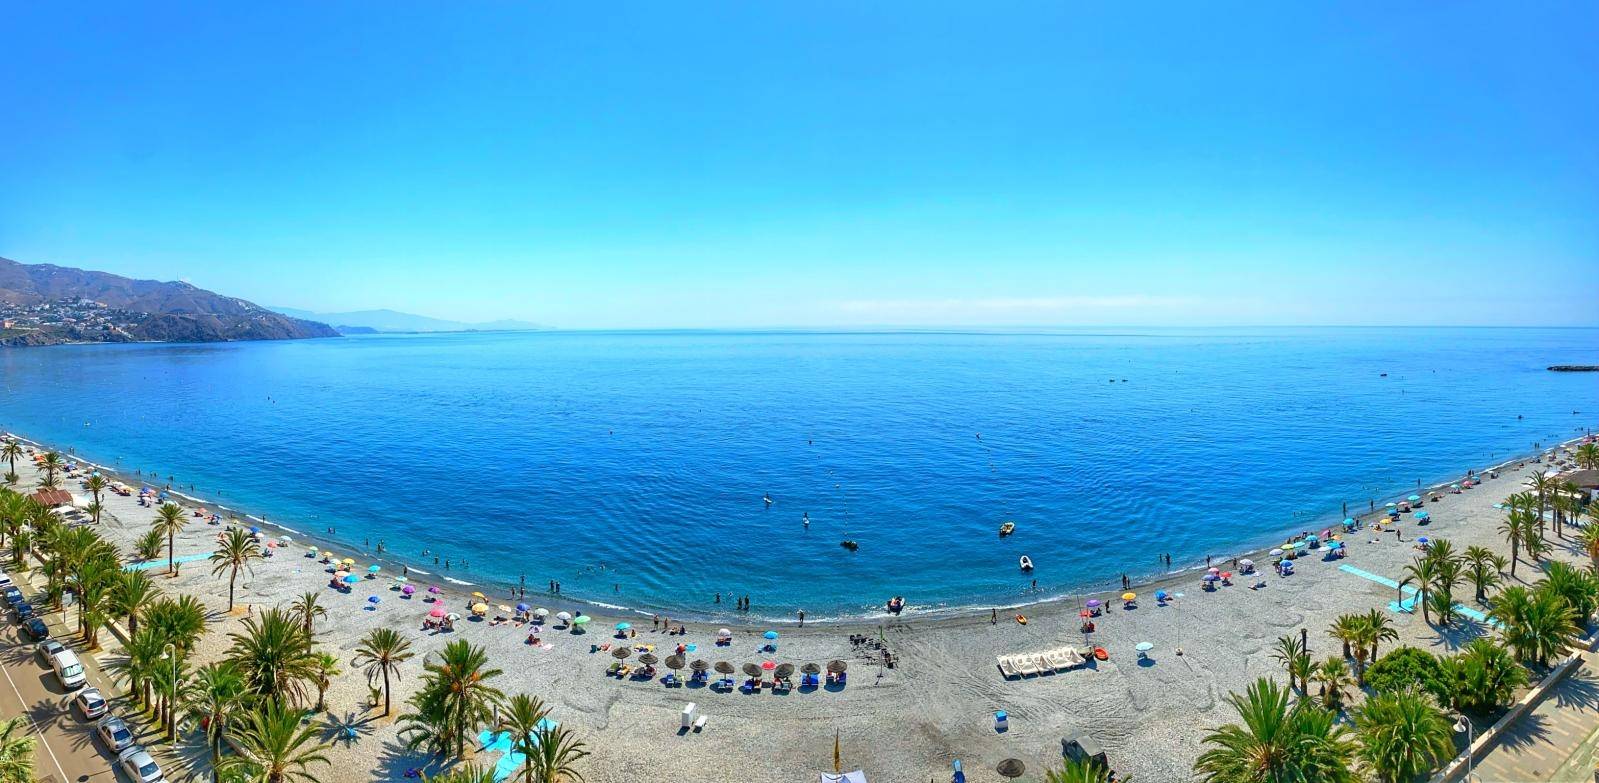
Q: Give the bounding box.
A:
[798,609,805,627]
[991,608,997,624]
[714,593,721,604]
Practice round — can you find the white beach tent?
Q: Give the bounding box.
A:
[820,773,867,783]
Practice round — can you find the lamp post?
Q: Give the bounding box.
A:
[1454,713,1475,782]
[160,643,178,741]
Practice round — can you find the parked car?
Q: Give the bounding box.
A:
[2,586,22,606]
[34,639,66,665]
[13,601,35,621]
[0,570,12,589]
[95,715,135,753]
[21,616,50,640]
[117,745,167,783]
[74,687,107,719]
[51,649,87,690]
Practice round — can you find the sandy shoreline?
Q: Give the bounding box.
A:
[6,428,1596,783]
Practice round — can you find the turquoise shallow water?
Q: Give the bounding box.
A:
[1,327,1595,619]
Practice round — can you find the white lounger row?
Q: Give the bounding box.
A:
[997,647,1087,678]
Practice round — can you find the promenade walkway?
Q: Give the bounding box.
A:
[1475,651,1599,782]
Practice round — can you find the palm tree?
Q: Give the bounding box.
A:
[310,651,341,713]
[1579,525,1599,573]
[1577,442,1599,470]
[185,662,249,782]
[152,502,187,576]
[500,694,552,783]
[1464,545,1503,603]
[1312,656,1355,713]
[210,528,262,612]
[1542,561,1599,625]
[1360,609,1398,683]
[108,626,167,708]
[290,592,327,641]
[0,716,38,783]
[422,766,497,783]
[1527,473,1554,534]
[111,569,159,635]
[1043,758,1112,783]
[1492,585,1579,666]
[1499,506,1535,577]
[220,701,333,783]
[85,500,104,525]
[352,627,414,717]
[39,451,63,485]
[144,594,209,652]
[524,723,589,783]
[400,640,506,758]
[134,528,165,563]
[1329,614,1363,661]
[1441,638,1527,714]
[1272,634,1311,693]
[1351,688,1454,783]
[1194,678,1356,783]
[0,440,24,483]
[85,473,108,508]
[1401,554,1438,624]
[226,609,316,706]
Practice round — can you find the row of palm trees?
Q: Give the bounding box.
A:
[4,483,590,783]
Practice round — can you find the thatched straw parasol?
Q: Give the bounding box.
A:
[611,647,632,660]
[827,659,848,674]
[774,663,796,678]
[714,661,735,675]
[801,662,822,674]
[741,663,762,678]
[665,654,686,671]
[690,659,710,672]
[637,653,659,666]
[997,759,1026,779]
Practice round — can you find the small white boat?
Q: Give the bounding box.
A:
[1019,556,1034,572]
[999,521,1016,537]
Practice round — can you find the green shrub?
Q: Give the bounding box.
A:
[1364,647,1447,702]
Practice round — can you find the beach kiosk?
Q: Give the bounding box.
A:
[1062,734,1108,768]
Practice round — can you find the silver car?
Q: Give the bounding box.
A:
[34,639,65,665]
[117,745,166,783]
[95,715,135,753]
[74,687,107,719]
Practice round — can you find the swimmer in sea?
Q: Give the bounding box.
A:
[802,512,810,527]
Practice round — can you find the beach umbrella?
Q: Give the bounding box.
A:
[612,647,632,659]
[307,546,318,555]
[497,605,513,614]
[429,606,446,618]
[1415,511,1430,519]
[615,622,631,631]
[665,654,686,671]
[556,611,572,622]
[394,576,408,583]
[801,662,822,674]
[279,535,292,543]
[401,585,416,595]
[321,551,334,559]
[1451,483,1462,489]
[1121,593,1135,601]
[827,660,848,674]
[1202,574,1219,582]
[334,570,350,579]
[367,596,380,604]
[715,661,736,675]
[1207,567,1219,575]
[1239,558,1254,568]
[343,574,361,584]
[533,608,548,617]
[446,612,461,622]
[471,602,489,613]
[691,659,710,672]
[742,663,762,678]
[1135,642,1154,652]
[1084,599,1101,609]
[1385,502,1397,508]
[572,614,590,625]
[1269,548,1284,557]
[1079,609,1091,618]
[761,660,777,671]
[265,541,278,549]
[342,557,355,565]
[763,630,779,640]
[1418,537,1429,544]
[1408,494,1422,503]
[1342,518,1357,527]
[368,565,381,574]
[997,759,1026,779]
[1221,571,1233,579]
[471,591,487,601]
[637,653,659,666]
[1280,559,1292,567]
[775,663,795,678]
[248,526,260,534]
[516,603,530,612]
[1327,542,1344,550]
[427,585,442,594]
[1154,590,1168,600]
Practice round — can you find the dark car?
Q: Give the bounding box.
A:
[21,616,50,640]
[2,586,22,606]
[13,602,35,621]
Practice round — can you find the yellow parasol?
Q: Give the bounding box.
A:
[1122,593,1136,601]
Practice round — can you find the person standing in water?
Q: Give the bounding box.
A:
[802,512,809,527]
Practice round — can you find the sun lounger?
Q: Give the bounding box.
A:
[1033,654,1054,674]
[692,715,707,731]
[997,656,1022,679]
[1043,650,1070,670]
[1013,656,1040,676]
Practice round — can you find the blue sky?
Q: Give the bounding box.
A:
[2,2,1595,328]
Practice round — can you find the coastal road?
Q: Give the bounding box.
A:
[0,602,119,783]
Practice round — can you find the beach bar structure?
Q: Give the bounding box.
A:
[29,488,74,507]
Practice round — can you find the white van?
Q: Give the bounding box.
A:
[0,569,12,590]
[51,649,86,690]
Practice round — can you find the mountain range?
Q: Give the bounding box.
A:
[269,307,545,334]
[0,257,338,346]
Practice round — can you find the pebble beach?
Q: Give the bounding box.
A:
[8,431,1595,783]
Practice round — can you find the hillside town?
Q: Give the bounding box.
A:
[0,297,143,342]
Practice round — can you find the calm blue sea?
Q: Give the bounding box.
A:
[2,328,1595,619]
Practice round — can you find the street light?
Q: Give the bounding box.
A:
[1453,713,1474,782]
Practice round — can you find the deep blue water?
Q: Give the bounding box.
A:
[2,328,1596,620]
